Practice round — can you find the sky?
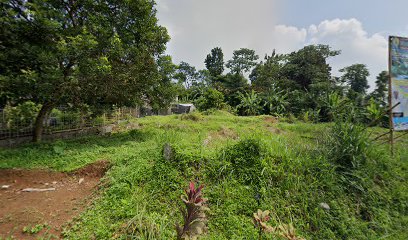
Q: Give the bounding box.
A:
[155,0,408,90]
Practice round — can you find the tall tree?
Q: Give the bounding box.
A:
[205,47,224,77]
[0,0,169,141]
[174,62,198,89]
[339,64,370,94]
[371,71,388,106]
[250,50,284,92]
[151,55,178,110]
[281,45,340,90]
[226,48,259,75]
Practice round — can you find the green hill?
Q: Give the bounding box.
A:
[1,112,407,239]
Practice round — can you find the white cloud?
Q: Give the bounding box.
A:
[272,25,307,53]
[156,0,280,69]
[307,18,388,90]
[156,1,387,90]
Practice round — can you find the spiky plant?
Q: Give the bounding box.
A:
[278,223,306,240]
[176,182,208,240]
[253,209,274,239]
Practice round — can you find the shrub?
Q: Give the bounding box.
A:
[176,182,208,240]
[194,88,225,111]
[4,101,40,129]
[325,120,370,170]
[180,112,203,121]
[365,98,386,126]
[253,210,306,240]
[253,209,274,238]
[301,109,320,123]
[215,139,266,186]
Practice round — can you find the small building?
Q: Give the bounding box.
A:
[171,104,196,114]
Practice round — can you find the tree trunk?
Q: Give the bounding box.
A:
[33,103,54,142]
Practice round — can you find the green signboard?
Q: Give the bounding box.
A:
[390,36,408,131]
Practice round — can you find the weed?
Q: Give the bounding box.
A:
[325,120,370,170]
[277,223,305,240]
[253,209,274,239]
[22,223,49,234]
[176,182,208,240]
[180,112,203,121]
[215,139,266,186]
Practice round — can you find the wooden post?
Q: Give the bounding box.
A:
[388,36,394,156]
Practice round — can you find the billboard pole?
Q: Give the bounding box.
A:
[388,36,394,156]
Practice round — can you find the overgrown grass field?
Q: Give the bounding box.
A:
[0,111,407,239]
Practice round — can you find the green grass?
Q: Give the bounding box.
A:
[0,111,407,239]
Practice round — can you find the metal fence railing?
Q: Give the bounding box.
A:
[0,106,140,140]
[0,103,194,142]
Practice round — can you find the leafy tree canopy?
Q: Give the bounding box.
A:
[0,0,170,141]
[174,61,198,89]
[281,45,340,90]
[370,71,388,106]
[205,47,224,77]
[340,64,370,94]
[250,50,285,92]
[226,48,259,75]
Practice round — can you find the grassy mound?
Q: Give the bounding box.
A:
[0,112,406,239]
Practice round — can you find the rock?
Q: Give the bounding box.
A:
[52,181,57,185]
[1,185,10,189]
[44,183,49,186]
[203,136,212,146]
[99,125,114,136]
[78,178,85,184]
[163,143,174,161]
[22,188,56,192]
[320,202,330,210]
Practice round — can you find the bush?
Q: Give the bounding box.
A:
[180,112,203,121]
[325,120,370,170]
[301,109,320,123]
[4,101,40,129]
[211,139,266,186]
[195,88,225,111]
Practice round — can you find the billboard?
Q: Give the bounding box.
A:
[390,36,408,131]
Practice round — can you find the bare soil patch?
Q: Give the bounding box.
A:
[266,126,282,134]
[0,161,110,239]
[204,127,239,146]
[263,116,278,124]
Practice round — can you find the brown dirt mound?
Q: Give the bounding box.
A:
[264,116,278,124]
[217,127,238,139]
[71,160,111,178]
[266,126,282,134]
[0,160,110,239]
[203,127,239,146]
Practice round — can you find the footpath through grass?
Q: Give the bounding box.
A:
[0,111,407,239]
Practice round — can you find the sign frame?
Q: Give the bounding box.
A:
[388,36,408,154]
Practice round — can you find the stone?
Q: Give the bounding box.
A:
[163,143,174,161]
[320,202,330,210]
[1,185,10,189]
[99,125,114,136]
[22,188,56,192]
[78,178,85,184]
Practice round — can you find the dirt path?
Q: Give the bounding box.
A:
[0,161,110,239]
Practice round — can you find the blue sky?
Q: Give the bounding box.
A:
[156,0,408,90]
[280,0,407,35]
